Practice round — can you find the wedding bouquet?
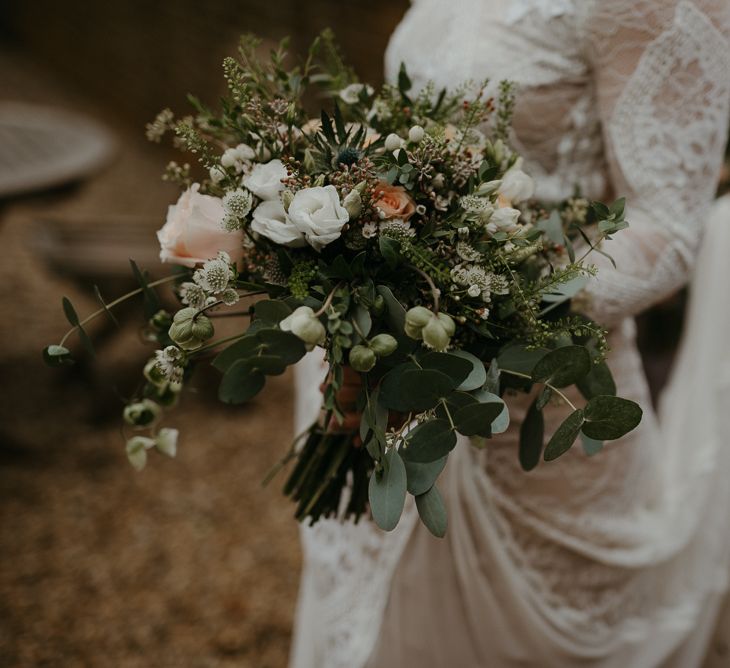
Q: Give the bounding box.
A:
[44,32,641,537]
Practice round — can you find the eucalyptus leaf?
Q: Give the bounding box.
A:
[379,236,401,269]
[532,345,591,388]
[582,395,642,440]
[212,337,263,372]
[472,390,509,434]
[404,456,447,495]
[581,432,604,456]
[519,397,544,471]
[401,419,457,463]
[368,448,407,531]
[497,344,548,377]
[61,296,80,327]
[415,485,447,538]
[254,299,292,324]
[419,352,472,387]
[449,350,487,391]
[577,361,617,399]
[218,363,266,404]
[452,402,503,437]
[544,409,585,461]
[380,367,455,412]
[353,304,372,339]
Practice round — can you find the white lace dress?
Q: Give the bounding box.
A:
[289,2,730,666]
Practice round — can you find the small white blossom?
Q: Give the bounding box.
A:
[179,282,207,309]
[361,221,378,239]
[193,252,234,294]
[456,241,482,262]
[408,125,425,143]
[221,288,239,306]
[379,219,415,238]
[339,83,373,105]
[209,165,226,183]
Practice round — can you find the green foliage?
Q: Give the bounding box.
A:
[369,448,407,531]
[415,485,448,538]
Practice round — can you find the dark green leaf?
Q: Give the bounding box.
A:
[398,62,412,93]
[404,456,447,495]
[401,419,457,463]
[256,329,307,365]
[61,297,79,327]
[376,285,407,334]
[254,299,292,324]
[368,448,407,531]
[452,402,503,437]
[353,304,372,339]
[379,236,401,269]
[419,352,472,387]
[472,390,509,434]
[212,337,262,372]
[532,345,591,388]
[519,397,544,471]
[415,485,447,538]
[218,363,266,404]
[93,286,119,327]
[535,386,553,410]
[448,350,487,391]
[248,354,288,375]
[379,368,455,412]
[582,395,642,440]
[544,409,585,461]
[576,361,617,399]
[497,344,548,377]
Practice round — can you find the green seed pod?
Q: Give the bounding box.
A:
[168,320,194,345]
[373,295,385,315]
[343,189,362,219]
[173,307,197,324]
[437,312,456,337]
[123,399,161,428]
[369,333,398,357]
[349,344,377,372]
[143,358,167,387]
[405,306,433,329]
[421,317,451,351]
[191,315,214,341]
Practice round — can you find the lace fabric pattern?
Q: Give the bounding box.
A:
[289,3,730,666]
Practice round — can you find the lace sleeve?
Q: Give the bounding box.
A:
[580,0,730,325]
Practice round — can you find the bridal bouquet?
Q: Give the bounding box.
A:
[44,33,641,536]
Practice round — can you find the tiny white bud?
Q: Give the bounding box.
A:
[408,125,425,143]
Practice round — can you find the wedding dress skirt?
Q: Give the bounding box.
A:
[289,2,730,666]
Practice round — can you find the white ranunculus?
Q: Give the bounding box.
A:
[339,83,373,105]
[251,199,306,247]
[499,157,535,203]
[490,206,521,233]
[242,159,288,200]
[280,306,326,350]
[288,185,349,251]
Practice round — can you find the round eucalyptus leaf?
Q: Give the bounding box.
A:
[248,354,288,376]
[452,402,503,437]
[419,352,473,387]
[519,397,544,471]
[415,485,447,538]
[257,328,307,365]
[582,395,642,440]
[368,448,407,531]
[532,346,591,388]
[449,350,488,391]
[404,456,448,495]
[380,367,455,412]
[401,419,457,463]
[577,361,617,400]
[544,409,585,461]
[497,343,549,377]
[473,390,510,434]
[218,363,266,404]
[212,336,262,372]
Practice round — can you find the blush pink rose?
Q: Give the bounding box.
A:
[157,184,244,267]
[373,181,416,221]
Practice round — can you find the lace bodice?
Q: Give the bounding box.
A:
[290,3,730,667]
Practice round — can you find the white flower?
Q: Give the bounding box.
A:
[209,165,226,183]
[223,188,253,219]
[280,306,326,350]
[242,159,288,200]
[361,221,378,239]
[288,185,349,251]
[179,281,207,309]
[251,199,306,247]
[490,207,521,233]
[234,143,256,161]
[193,252,234,294]
[155,428,178,458]
[467,284,482,298]
[499,158,535,204]
[339,83,373,105]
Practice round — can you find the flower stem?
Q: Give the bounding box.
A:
[314,282,343,317]
[407,264,440,314]
[499,368,578,411]
[59,275,179,346]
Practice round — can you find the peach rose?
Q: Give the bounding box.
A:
[373,181,416,221]
[157,184,244,268]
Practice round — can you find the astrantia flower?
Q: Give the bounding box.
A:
[154,346,185,384]
[222,188,253,222]
[379,220,416,238]
[179,282,207,309]
[456,241,482,262]
[194,252,234,294]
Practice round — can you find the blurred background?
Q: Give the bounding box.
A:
[0,2,721,666]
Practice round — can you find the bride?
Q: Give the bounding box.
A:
[289,1,730,666]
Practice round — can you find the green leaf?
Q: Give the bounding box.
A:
[129,259,160,319]
[419,352,472,387]
[415,485,447,538]
[256,329,307,364]
[497,344,548,377]
[452,402,503,437]
[42,344,74,366]
[218,362,266,404]
[484,359,500,395]
[519,397,544,471]
[544,409,585,461]
[93,285,119,327]
[379,368,455,412]
[398,62,412,93]
[62,296,79,327]
[368,448,407,531]
[576,361,616,399]
[212,336,262,371]
[376,285,407,334]
[472,390,509,434]
[535,386,553,410]
[248,354,288,375]
[379,236,401,269]
[403,456,447,495]
[536,210,564,245]
[540,275,588,303]
[581,432,604,456]
[531,345,591,388]
[582,395,642,441]
[353,304,372,339]
[254,299,292,324]
[448,350,487,391]
[401,419,457,463]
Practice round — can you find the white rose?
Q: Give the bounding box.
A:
[157,184,244,268]
[499,157,535,204]
[288,185,349,251]
[490,206,521,233]
[251,200,306,247]
[339,83,373,105]
[242,159,288,200]
[280,306,326,350]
